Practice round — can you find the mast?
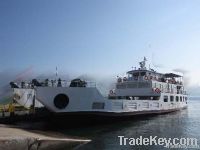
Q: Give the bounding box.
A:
[139,57,147,70]
[56,66,58,80]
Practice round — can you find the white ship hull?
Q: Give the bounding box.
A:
[11,58,188,119]
[12,86,187,117]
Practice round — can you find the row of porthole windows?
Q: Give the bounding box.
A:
[164,95,188,102]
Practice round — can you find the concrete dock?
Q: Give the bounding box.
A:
[0,124,91,150]
[0,105,91,149]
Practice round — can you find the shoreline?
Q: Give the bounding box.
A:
[0,124,91,150]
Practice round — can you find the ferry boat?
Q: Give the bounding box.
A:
[11,58,188,119]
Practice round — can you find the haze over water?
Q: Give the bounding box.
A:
[55,98,200,150]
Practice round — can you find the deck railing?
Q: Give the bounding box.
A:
[13,80,96,89]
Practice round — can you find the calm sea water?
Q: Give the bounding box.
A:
[58,98,200,150]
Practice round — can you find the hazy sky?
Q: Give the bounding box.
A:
[1,0,200,89]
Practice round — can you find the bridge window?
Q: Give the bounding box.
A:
[117,82,150,89]
[140,72,146,76]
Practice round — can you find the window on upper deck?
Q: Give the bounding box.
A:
[180,96,182,102]
[129,72,138,80]
[176,96,179,102]
[164,96,168,102]
[170,96,174,102]
[132,72,139,76]
[140,72,146,76]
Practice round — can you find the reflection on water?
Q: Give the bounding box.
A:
[58,99,200,150]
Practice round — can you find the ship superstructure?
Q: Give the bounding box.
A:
[11,58,188,117]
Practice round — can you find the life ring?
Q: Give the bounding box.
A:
[144,76,148,80]
[123,77,127,81]
[110,90,114,95]
[155,88,161,93]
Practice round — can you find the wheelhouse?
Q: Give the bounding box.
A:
[109,57,186,100]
